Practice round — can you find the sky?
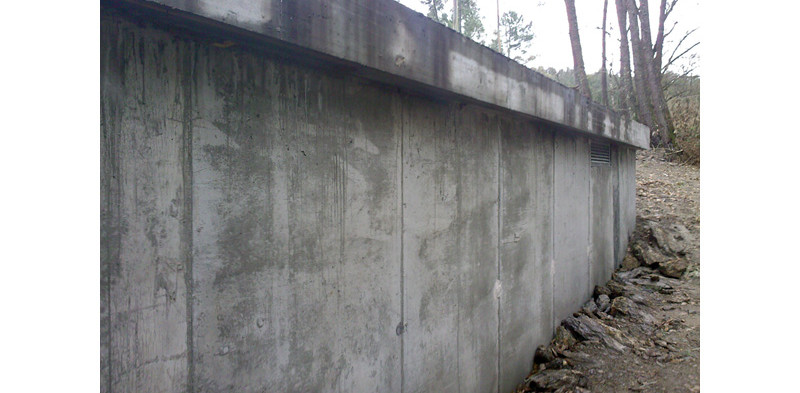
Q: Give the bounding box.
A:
[396,0,700,75]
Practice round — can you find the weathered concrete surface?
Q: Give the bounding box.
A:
[188,45,404,391]
[100,1,647,392]
[590,161,615,290]
[498,119,554,393]
[107,0,649,149]
[100,17,190,393]
[552,133,591,328]
[615,146,637,268]
[402,101,500,393]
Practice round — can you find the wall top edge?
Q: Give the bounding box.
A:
[103,0,650,149]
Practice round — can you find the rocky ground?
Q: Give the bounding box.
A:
[512,149,700,393]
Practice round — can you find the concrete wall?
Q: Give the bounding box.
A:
[101,4,641,393]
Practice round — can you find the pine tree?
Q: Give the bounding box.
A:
[500,11,535,64]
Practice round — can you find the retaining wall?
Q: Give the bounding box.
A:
[101,1,643,392]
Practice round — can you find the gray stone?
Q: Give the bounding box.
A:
[648,221,691,255]
[621,253,641,271]
[525,369,588,392]
[609,296,634,316]
[609,296,658,325]
[582,300,598,316]
[534,344,557,366]
[659,259,689,279]
[595,294,611,313]
[553,325,579,352]
[632,240,670,267]
[562,315,630,352]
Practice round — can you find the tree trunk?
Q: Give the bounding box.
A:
[625,0,653,129]
[614,0,635,117]
[453,0,460,32]
[636,0,673,146]
[496,0,501,52]
[601,0,609,106]
[564,0,592,100]
[653,0,670,82]
[654,0,677,143]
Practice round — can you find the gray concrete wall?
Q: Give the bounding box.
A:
[552,134,590,327]
[590,160,615,290]
[498,119,554,393]
[616,146,638,266]
[101,5,643,393]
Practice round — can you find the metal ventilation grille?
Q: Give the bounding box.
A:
[590,140,611,166]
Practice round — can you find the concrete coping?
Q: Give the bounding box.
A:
[105,0,650,149]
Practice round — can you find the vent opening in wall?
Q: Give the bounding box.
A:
[590,140,611,166]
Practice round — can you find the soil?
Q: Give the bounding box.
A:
[512,149,700,393]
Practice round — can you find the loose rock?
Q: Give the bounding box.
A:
[552,325,578,352]
[593,285,611,298]
[609,296,658,325]
[647,221,691,255]
[620,253,640,271]
[631,240,669,267]
[658,259,689,279]
[562,315,631,352]
[609,296,632,316]
[595,294,611,313]
[525,369,588,392]
[582,300,598,316]
[534,345,557,366]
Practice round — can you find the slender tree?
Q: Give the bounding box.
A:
[614,0,635,116]
[495,0,501,52]
[631,0,671,145]
[421,0,447,24]
[500,11,535,63]
[653,0,679,82]
[458,0,485,42]
[564,0,592,99]
[422,0,485,43]
[625,0,653,128]
[600,0,610,106]
[453,0,460,32]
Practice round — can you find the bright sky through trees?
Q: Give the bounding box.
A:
[397,0,699,75]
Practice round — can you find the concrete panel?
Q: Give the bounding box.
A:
[618,147,637,260]
[189,45,402,392]
[402,101,499,393]
[590,163,615,290]
[498,119,554,393]
[552,134,590,327]
[100,18,190,393]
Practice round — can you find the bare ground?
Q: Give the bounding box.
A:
[512,149,700,393]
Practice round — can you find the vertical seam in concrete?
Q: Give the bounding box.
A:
[454,106,461,393]
[399,94,405,393]
[613,146,621,267]
[587,139,593,297]
[181,39,195,393]
[495,118,502,393]
[100,20,119,392]
[551,132,556,333]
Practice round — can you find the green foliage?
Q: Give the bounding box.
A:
[421,0,447,25]
[459,0,485,42]
[535,67,576,89]
[500,11,535,64]
[420,0,485,43]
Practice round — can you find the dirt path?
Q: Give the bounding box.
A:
[513,149,700,393]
